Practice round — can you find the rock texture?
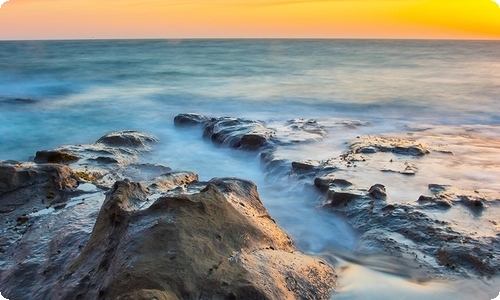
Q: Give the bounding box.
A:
[52,179,336,300]
[174,114,500,280]
[0,130,337,300]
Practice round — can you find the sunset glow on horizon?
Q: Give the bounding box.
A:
[0,0,499,40]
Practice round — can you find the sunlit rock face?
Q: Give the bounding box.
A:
[52,179,336,300]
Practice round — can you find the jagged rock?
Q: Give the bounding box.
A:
[319,180,500,278]
[96,130,159,148]
[174,113,209,127]
[203,117,275,150]
[49,179,336,300]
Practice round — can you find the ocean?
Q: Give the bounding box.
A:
[1,39,499,299]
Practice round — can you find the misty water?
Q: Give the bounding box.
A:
[1,39,500,299]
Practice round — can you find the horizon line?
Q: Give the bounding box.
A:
[1,37,500,42]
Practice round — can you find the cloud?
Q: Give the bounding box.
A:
[0,0,9,8]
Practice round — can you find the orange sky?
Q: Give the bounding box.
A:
[0,0,499,40]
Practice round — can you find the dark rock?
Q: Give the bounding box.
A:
[328,191,359,207]
[96,130,159,148]
[34,150,79,164]
[203,117,275,150]
[368,184,387,199]
[314,176,352,192]
[174,113,209,127]
[417,195,453,209]
[428,184,452,194]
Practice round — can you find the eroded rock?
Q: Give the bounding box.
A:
[349,136,430,156]
[51,179,336,300]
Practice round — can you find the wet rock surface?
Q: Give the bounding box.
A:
[0,130,337,300]
[175,114,500,280]
[202,117,276,150]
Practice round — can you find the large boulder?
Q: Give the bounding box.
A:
[50,179,336,300]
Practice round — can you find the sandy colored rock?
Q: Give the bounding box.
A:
[53,179,336,300]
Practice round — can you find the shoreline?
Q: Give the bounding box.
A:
[1,114,499,299]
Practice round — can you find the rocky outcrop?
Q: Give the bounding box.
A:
[316,178,500,278]
[0,130,337,300]
[173,114,500,279]
[37,130,163,187]
[34,179,335,300]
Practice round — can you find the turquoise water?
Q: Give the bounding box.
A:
[1,39,500,299]
[1,39,499,159]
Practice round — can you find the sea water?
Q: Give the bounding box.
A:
[1,39,499,299]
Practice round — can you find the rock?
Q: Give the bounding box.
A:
[291,159,321,173]
[0,162,77,197]
[328,191,360,207]
[96,130,159,148]
[349,136,430,156]
[314,176,352,192]
[174,113,209,127]
[50,179,336,300]
[33,150,79,164]
[147,171,199,192]
[203,117,275,150]
[417,195,453,209]
[368,184,387,199]
[272,119,327,144]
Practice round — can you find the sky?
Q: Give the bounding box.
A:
[0,0,499,40]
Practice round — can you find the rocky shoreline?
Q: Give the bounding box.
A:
[1,114,499,299]
[174,113,500,279]
[0,130,336,299]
